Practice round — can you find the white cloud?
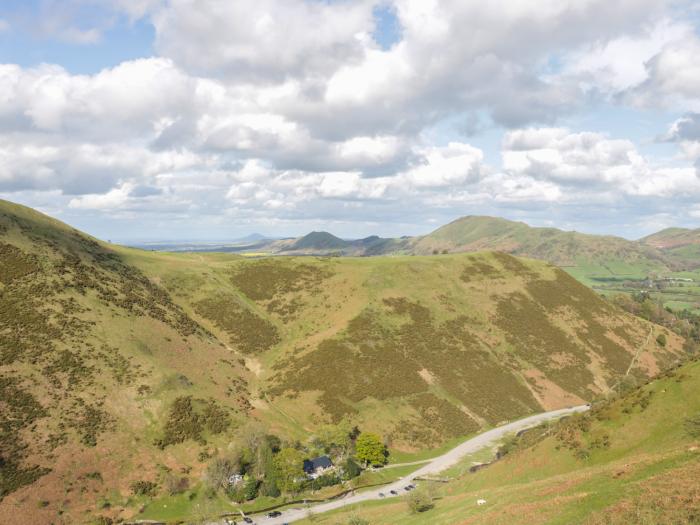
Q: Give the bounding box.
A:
[152,0,377,82]
[560,18,691,92]
[401,143,484,188]
[502,127,700,197]
[69,183,134,210]
[1,0,700,239]
[623,34,700,110]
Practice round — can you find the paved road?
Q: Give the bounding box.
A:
[217,405,589,525]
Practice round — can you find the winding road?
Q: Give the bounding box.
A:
[215,405,589,525]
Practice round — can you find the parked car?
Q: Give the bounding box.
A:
[389,489,398,495]
[267,511,282,518]
[243,518,254,524]
[378,492,385,498]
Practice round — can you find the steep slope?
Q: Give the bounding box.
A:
[136,248,684,451]
[315,356,700,525]
[0,200,251,523]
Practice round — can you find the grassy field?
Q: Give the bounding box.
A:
[566,264,700,314]
[298,357,700,525]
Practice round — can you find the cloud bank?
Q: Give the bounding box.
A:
[1,0,699,239]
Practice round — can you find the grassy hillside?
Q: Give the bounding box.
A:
[0,200,686,523]
[413,216,670,274]
[642,227,700,270]
[125,246,684,448]
[412,216,700,314]
[642,227,700,249]
[0,200,252,523]
[302,356,700,525]
[267,232,409,255]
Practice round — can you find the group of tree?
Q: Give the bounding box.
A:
[204,423,388,502]
[610,292,700,354]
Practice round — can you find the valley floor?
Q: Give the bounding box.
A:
[214,406,588,525]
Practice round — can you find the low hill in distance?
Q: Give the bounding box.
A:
[642,227,700,271]
[642,226,700,249]
[0,199,688,523]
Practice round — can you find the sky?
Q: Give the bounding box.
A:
[1,1,700,242]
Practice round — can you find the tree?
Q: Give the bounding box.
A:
[273,447,305,494]
[243,476,259,501]
[342,457,361,480]
[258,443,281,497]
[314,423,353,457]
[205,456,240,491]
[355,433,387,467]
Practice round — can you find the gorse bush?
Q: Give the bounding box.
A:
[130,480,157,497]
[195,295,280,354]
[154,396,230,449]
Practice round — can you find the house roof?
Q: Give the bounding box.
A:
[303,455,333,473]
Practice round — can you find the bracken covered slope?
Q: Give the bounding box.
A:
[641,226,700,269]
[133,245,685,450]
[0,200,686,523]
[0,200,251,523]
[310,356,700,525]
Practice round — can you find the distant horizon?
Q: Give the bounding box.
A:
[24,202,693,246]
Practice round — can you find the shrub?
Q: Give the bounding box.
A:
[130,480,157,497]
[342,458,361,480]
[406,486,435,513]
[164,474,189,496]
[348,515,369,525]
[243,477,259,501]
[685,413,700,438]
[312,473,341,488]
[656,333,667,347]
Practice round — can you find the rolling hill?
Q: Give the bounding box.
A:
[411,216,672,273]
[267,231,409,255]
[0,199,687,523]
[642,227,700,270]
[215,216,678,279]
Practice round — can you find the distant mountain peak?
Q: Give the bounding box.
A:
[290,231,349,250]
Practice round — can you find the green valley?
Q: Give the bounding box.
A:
[0,199,695,524]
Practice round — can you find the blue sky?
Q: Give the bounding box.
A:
[1,0,699,242]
